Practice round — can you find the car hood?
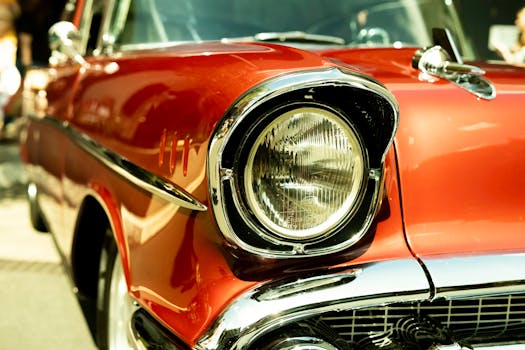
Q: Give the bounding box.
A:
[321,47,525,259]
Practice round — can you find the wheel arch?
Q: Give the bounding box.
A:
[70,186,127,344]
[70,194,110,342]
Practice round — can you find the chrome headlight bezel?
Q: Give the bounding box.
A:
[208,68,399,259]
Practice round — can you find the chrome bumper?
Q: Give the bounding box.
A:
[195,259,430,350]
[132,254,525,349]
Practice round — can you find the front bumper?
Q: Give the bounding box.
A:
[131,255,525,349]
[195,259,429,349]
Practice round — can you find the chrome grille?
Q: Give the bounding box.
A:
[320,294,525,345]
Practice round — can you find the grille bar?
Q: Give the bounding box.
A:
[320,294,525,344]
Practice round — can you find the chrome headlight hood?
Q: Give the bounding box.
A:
[207,67,399,259]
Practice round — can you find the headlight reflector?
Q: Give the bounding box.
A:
[244,107,366,241]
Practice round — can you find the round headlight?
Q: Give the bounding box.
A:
[243,106,366,241]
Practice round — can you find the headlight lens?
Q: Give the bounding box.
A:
[244,106,366,241]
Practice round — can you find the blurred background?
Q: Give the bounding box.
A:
[0,141,96,349]
[456,0,525,61]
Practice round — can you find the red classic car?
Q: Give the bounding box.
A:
[19,0,525,349]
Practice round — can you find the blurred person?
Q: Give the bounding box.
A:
[495,5,525,64]
[0,0,20,129]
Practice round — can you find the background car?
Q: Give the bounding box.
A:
[20,0,525,349]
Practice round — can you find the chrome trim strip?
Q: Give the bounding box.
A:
[423,253,525,299]
[195,259,430,350]
[207,67,399,259]
[33,116,207,211]
[472,344,525,350]
[432,344,525,350]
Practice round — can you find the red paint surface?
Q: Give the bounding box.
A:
[326,48,525,258]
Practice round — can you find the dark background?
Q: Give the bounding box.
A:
[456,0,525,60]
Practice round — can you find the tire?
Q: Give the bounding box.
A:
[97,231,137,350]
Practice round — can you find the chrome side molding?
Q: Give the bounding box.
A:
[33,117,207,212]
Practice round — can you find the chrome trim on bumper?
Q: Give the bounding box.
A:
[423,253,525,299]
[30,116,207,211]
[195,259,430,350]
[472,344,525,349]
[431,344,525,350]
[131,309,187,350]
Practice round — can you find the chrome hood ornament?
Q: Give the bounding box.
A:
[412,28,496,100]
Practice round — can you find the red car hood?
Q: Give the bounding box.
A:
[322,47,525,259]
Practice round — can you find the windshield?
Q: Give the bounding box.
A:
[108,0,473,58]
